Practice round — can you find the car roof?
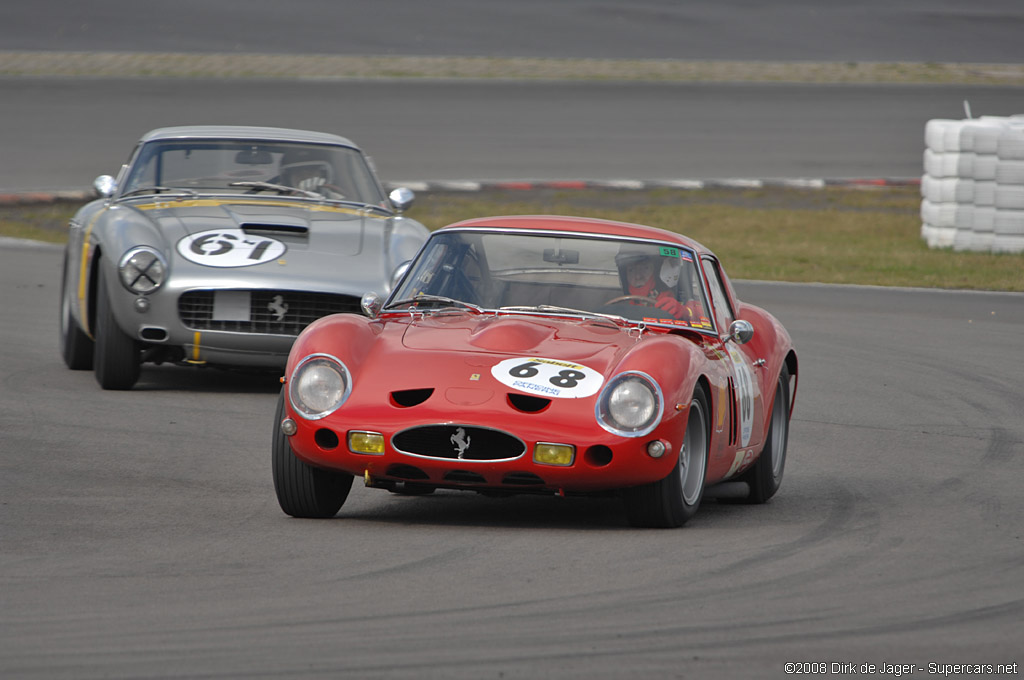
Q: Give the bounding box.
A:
[439,215,712,255]
[138,126,359,149]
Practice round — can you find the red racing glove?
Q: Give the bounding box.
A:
[654,295,686,319]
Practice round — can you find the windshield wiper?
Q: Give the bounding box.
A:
[385,295,485,314]
[229,182,394,215]
[120,186,199,198]
[500,304,630,325]
[229,181,321,199]
[320,198,393,215]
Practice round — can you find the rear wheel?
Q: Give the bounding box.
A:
[59,254,94,370]
[623,386,709,528]
[739,365,791,503]
[272,391,353,518]
[93,265,141,390]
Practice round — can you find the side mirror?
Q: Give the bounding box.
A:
[94,175,117,198]
[389,187,415,213]
[361,292,382,318]
[726,319,754,345]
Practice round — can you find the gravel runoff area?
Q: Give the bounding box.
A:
[2,51,1023,85]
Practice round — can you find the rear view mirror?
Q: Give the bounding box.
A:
[543,248,579,265]
[234,148,273,165]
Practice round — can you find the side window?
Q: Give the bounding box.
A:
[702,256,735,330]
[123,144,159,192]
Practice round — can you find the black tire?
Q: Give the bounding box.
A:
[59,254,94,370]
[623,386,709,528]
[92,268,142,391]
[272,391,353,518]
[93,265,141,390]
[739,364,791,504]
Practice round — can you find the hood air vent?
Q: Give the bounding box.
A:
[242,223,309,236]
[507,393,551,413]
[391,388,434,407]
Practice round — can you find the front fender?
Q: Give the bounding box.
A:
[608,334,709,451]
[385,216,429,277]
[285,313,382,377]
[737,302,797,435]
[98,203,170,259]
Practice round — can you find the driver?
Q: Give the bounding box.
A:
[615,249,703,322]
[278,149,342,196]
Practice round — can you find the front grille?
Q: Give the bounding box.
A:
[178,289,361,335]
[393,425,525,461]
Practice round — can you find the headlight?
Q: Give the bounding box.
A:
[118,247,167,294]
[596,371,663,437]
[288,354,351,420]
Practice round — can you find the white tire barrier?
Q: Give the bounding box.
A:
[922,114,1024,253]
[973,180,996,206]
[995,184,1024,210]
[992,209,1024,253]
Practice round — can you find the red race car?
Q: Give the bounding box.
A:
[273,215,797,527]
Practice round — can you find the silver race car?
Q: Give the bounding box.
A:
[59,126,429,389]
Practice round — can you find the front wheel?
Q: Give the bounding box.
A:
[272,391,353,518]
[93,265,141,390]
[623,386,709,528]
[59,254,94,370]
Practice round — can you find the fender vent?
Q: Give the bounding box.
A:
[726,377,738,446]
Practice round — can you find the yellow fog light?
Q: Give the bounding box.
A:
[533,442,575,466]
[348,431,385,455]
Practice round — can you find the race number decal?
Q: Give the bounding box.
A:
[177,229,286,267]
[491,357,603,399]
[727,346,755,447]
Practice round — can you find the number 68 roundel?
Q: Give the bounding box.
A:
[491,357,604,399]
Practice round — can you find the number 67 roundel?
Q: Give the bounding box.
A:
[177,229,287,268]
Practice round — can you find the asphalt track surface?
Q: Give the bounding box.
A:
[2,78,1022,193]
[3,241,1023,679]
[6,0,1024,62]
[2,1,1023,192]
[3,2,1024,678]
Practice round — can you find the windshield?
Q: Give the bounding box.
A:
[119,139,388,206]
[389,230,714,331]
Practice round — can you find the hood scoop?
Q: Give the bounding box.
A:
[467,318,555,352]
[242,223,309,237]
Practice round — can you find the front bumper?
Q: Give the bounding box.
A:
[285,405,684,495]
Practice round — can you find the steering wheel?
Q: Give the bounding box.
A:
[604,294,658,307]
